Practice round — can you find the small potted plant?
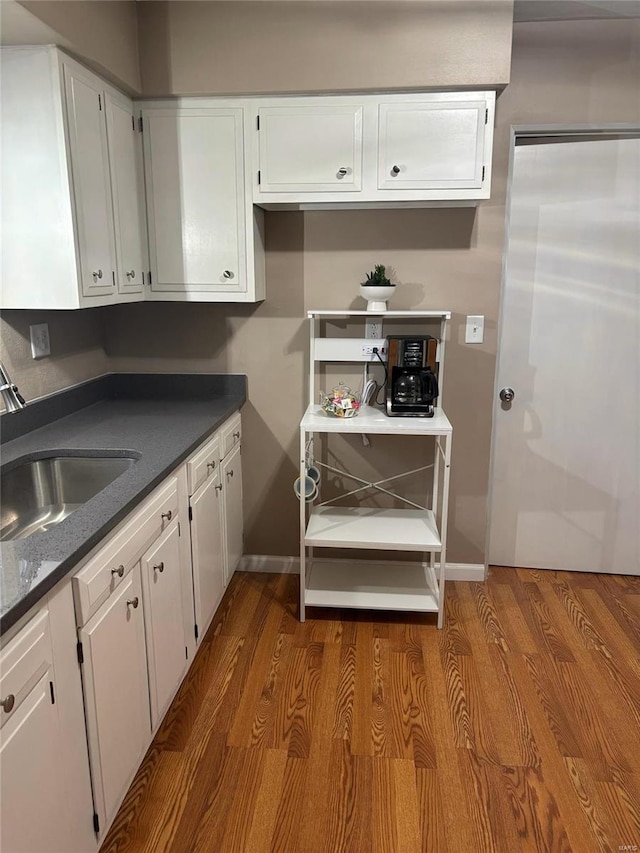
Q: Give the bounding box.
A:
[359,264,395,311]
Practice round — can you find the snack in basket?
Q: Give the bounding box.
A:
[319,384,361,418]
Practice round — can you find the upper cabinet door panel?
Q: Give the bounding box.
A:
[144,109,245,293]
[105,92,146,296]
[378,100,486,190]
[63,65,115,298]
[258,105,363,193]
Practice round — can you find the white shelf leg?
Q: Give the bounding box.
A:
[299,427,307,622]
[437,432,452,629]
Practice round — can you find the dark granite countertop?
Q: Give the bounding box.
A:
[0,373,246,636]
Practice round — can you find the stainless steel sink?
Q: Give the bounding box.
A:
[0,454,137,541]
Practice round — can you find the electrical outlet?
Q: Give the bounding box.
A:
[360,341,387,357]
[30,323,51,359]
[365,319,383,340]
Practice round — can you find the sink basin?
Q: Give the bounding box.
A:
[0,454,138,541]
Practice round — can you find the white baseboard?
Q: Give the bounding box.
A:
[239,555,486,582]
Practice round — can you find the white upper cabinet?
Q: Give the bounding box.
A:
[105,91,147,295]
[142,104,265,302]
[378,97,487,190]
[257,104,363,193]
[63,63,117,299]
[0,46,146,309]
[250,91,495,208]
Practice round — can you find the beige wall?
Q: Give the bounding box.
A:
[137,0,513,96]
[17,0,141,92]
[0,309,110,406]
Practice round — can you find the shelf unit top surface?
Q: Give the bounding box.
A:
[308,310,451,319]
[305,506,442,551]
[301,404,452,435]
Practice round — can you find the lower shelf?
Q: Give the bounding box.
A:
[305,506,442,551]
[305,558,440,612]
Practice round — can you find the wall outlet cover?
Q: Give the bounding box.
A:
[465,315,484,344]
[30,323,51,359]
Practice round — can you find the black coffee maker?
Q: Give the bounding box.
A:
[385,336,439,417]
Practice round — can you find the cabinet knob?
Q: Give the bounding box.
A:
[153,562,165,574]
[126,597,139,610]
[233,431,240,440]
[207,460,216,471]
[391,165,401,176]
[215,483,223,492]
[227,469,234,479]
[1,694,15,713]
[337,167,349,178]
[223,270,235,279]
[92,269,103,281]
[111,564,125,578]
[126,270,136,280]
[499,387,516,403]
[161,510,172,522]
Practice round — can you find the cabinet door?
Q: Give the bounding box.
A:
[378,99,486,190]
[190,468,224,638]
[258,105,363,193]
[105,91,146,296]
[144,108,245,294]
[0,672,73,853]
[63,64,116,298]
[79,567,150,830]
[141,522,187,727]
[221,443,243,585]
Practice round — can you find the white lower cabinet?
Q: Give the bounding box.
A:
[190,466,225,639]
[0,609,75,853]
[141,520,188,728]
[79,567,150,832]
[221,442,244,585]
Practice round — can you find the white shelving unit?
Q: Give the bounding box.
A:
[299,309,452,628]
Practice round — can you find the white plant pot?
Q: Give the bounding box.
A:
[359,284,395,312]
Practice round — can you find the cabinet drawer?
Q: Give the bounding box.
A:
[73,476,179,626]
[0,609,52,729]
[187,432,220,496]
[219,412,242,460]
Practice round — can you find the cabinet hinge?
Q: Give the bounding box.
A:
[257,115,260,130]
[185,646,189,660]
[194,623,199,640]
[188,505,193,522]
[485,108,488,124]
[98,93,102,111]
[482,166,486,182]
[178,521,181,537]
[77,641,84,665]
[49,680,55,705]
[112,270,116,286]
[132,114,135,131]
[138,115,143,133]
[93,813,100,834]
[149,270,152,285]
[258,170,261,185]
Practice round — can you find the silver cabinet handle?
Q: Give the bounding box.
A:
[126,597,139,609]
[207,460,216,471]
[1,694,15,713]
[337,167,348,177]
[161,510,172,522]
[233,431,240,440]
[111,564,125,578]
[153,562,164,574]
[215,483,223,491]
[223,270,234,279]
[92,269,103,281]
[500,387,515,403]
[126,270,136,280]
[391,165,401,176]
[227,469,234,479]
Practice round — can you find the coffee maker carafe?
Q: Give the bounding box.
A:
[385,336,439,417]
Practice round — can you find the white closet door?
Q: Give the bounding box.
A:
[63,64,115,298]
[490,136,640,574]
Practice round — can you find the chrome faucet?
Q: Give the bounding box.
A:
[0,362,27,412]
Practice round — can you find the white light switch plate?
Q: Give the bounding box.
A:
[465,315,484,344]
[30,323,51,359]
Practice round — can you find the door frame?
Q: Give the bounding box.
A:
[485,122,640,574]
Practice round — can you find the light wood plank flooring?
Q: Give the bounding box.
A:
[100,567,640,853]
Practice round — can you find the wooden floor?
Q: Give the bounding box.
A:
[101,567,640,853]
